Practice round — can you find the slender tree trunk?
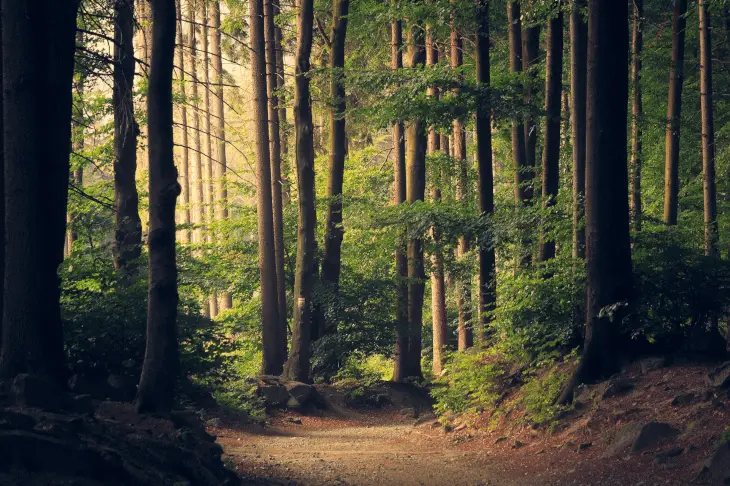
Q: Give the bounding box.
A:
[571,0,587,257]
[176,0,191,243]
[426,28,447,375]
[68,33,84,257]
[699,0,717,258]
[136,0,180,413]
[274,2,288,167]
[392,20,410,383]
[476,0,495,344]
[522,24,540,200]
[210,0,232,309]
[265,0,288,352]
[405,24,426,379]
[187,0,205,244]
[663,0,687,226]
[114,0,143,275]
[508,2,528,206]
[559,0,631,403]
[630,0,643,232]
[320,0,350,335]
[451,26,472,350]
[538,7,563,263]
[283,0,316,382]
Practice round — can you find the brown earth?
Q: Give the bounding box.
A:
[214,362,730,486]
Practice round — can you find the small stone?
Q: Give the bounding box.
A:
[654,447,684,464]
[602,378,636,399]
[205,418,221,428]
[494,436,508,444]
[512,440,524,449]
[640,357,666,374]
[707,362,730,388]
[286,417,302,425]
[578,442,592,451]
[671,392,698,407]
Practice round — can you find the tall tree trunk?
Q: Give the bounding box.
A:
[571,0,587,257]
[476,0,495,344]
[629,0,643,233]
[426,28,447,375]
[392,20,410,383]
[0,0,78,382]
[508,2,528,206]
[265,0,287,351]
[283,0,316,382]
[405,24,426,379]
[699,0,717,258]
[274,2,288,166]
[210,0,232,309]
[187,0,205,244]
[320,0,350,335]
[251,0,284,375]
[451,26,472,350]
[176,0,191,244]
[68,31,84,257]
[538,6,563,263]
[663,0,687,226]
[559,0,631,403]
[522,24,540,200]
[114,0,143,275]
[136,0,180,413]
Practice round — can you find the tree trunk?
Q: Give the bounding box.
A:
[699,0,717,258]
[476,0,495,344]
[451,26,472,350]
[508,2,528,206]
[629,0,643,233]
[559,0,631,403]
[176,0,191,244]
[405,24,426,379]
[426,28,447,375]
[283,0,316,382]
[571,0,587,257]
[113,0,143,275]
[187,0,205,244]
[68,33,84,257]
[136,0,181,413]
[663,0,687,226]
[320,0,350,335]
[391,20,410,383]
[522,24,540,200]
[274,1,288,166]
[538,7,563,263]
[265,0,288,353]
[0,0,78,382]
[210,0,231,309]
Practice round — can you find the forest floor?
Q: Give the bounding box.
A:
[210,361,730,486]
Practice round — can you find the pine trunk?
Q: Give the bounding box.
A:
[538,8,563,263]
[663,0,687,226]
[176,0,192,243]
[283,0,316,382]
[508,2,528,205]
[522,24,540,200]
[699,0,717,258]
[571,0,587,257]
[136,0,181,413]
[187,0,205,244]
[630,0,643,232]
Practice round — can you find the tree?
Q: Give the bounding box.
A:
[538,4,563,262]
[475,0,495,344]
[67,30,85,257]
[663,0,687,226]
[113,0,143,274]
[251,0,285,375]
[320,0,350,335]
[0,0,79,381]
[570,0,587,257]
[176,0,192,244]
[560,0,631,402]
[136,0,181,413]
[283,0,316,383]
[451,25,472,350]
[699,0,717,259]
[187,0,205,244]
[508,2,528,206]
[629,0,643,232]
[405,23,426,379]
[522,23,540,199]
[265,0,287,345]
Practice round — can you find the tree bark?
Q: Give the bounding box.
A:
[629,0,643,233]
[699,0,717,258]
[560,0,631,403]
[571,0,587,257]
[508,2,528,206]
[283,0,316,382]
[522,24,540,200]
[251,0,284,375]
[476,0,495,345]
[320,0,350,335]
[274,1,288,166]
[391,20,410,383]
[663,0,687,226]
[405,24,426,379]
[136,0,181,413]
[265,0,288,353]
[538,7,563,263]
[187,0,205,244]
[68,31,84,257]
[176,0,191,244]
[451,26,472,350]
[113,0,143,275]
[0,0,78,382]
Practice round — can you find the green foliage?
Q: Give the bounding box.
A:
[432,349,505,415]
[519,366,569,427]
[332,352,393,386]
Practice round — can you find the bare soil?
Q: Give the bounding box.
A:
[212,362,730,486]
